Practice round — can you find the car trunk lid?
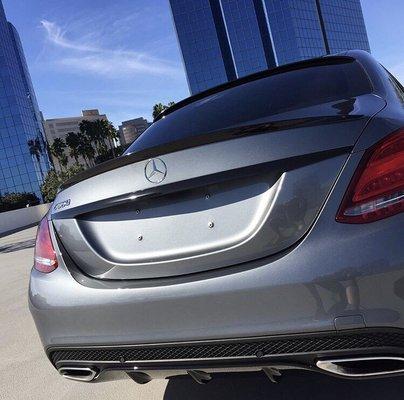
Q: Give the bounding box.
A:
[51,95,385,279]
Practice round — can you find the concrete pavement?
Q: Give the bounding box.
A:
[0,226,166,400]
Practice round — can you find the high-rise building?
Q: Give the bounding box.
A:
[170,0,370,94]
[44,109,111,171]
[118,117,152,146]
[0,1,50,199]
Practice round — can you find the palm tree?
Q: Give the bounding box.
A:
[152,101,175,119]
[98,120,119,158]
[78,119,119,164]
[59,153,68,169]
[27,137,44,178]
[77,133,95,168]
[79,120,94,156]
[65,131,81,165]
[83,138,96,166]
[80,119,104,158]
[152,103,165,119]
[93,119,108,156]
[50,137,67,171]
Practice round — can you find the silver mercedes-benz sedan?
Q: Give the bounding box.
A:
[29,50,404,385]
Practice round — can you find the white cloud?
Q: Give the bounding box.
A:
[59,52,180,78]
[41,20,98,52]
[40,20,181,78]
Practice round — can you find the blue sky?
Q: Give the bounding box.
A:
[2,0,404,126]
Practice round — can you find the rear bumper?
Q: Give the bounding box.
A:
[29,212,404,348]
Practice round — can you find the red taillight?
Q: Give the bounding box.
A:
[336,128,404,223]
[34,217,58,273]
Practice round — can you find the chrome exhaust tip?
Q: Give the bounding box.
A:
[58,367,98,382]
[317,356,404,378]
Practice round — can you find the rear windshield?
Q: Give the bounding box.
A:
[126,60,372,154]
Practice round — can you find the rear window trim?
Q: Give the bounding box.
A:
[155,55,372,122]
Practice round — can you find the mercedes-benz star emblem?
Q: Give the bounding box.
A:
[145,158,167,184]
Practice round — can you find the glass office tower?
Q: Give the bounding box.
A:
[220,0,275,78]
[264,0,327,65]
[170,0,236,93]
[170,0,370,94]
[0,1,49,200]
[318,0,371,54]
